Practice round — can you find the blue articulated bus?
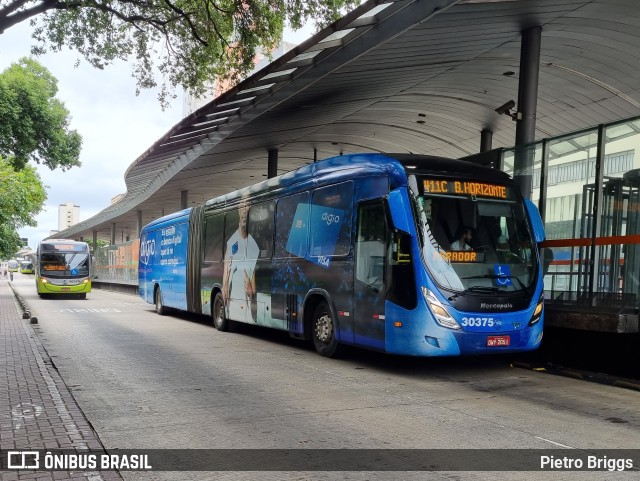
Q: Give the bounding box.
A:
[139,153,545,357]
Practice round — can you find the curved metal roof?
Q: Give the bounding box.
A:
[57,0,640,241]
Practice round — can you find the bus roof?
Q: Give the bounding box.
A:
[204,153,511,209]
[140,208,192,231]
[143,153,513,229]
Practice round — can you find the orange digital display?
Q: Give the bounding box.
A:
[43,265,66,271]
[433,250,485,263]
[423,179,508,199]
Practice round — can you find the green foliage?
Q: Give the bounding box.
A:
[0,57,82,171]
[0,224,22,260]
[0,158,47,258]
[86,238,110,250]
[0,0,361,108]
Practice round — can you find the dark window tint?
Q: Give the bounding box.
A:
[275,192,309,259]
[310,182,353,257]
[247,202,275,259]
[204,214,224,262]
[356,202,386,291]
[224,208,241,260]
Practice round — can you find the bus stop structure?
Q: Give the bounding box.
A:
[53,0,640,332]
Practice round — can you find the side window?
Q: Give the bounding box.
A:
[310,182,354,257]
[204,214,224,262]
[356,202,386,291]
[247,202,275,260]
[275,192,309,259]
[224,209,241,260]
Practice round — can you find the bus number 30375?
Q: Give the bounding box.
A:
[461,317,496,327]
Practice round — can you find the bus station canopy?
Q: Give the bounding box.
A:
[57,0,640,242]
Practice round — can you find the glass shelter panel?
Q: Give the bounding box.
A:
[499,116,640,317]
[543,128,598,298]
[501,143,543,206]
[600,120,640,310]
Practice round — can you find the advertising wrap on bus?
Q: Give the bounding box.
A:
[138,212,190,312]
[139,153,545,358]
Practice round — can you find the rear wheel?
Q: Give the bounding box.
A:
[155,288,165,315]
[312,301,340,357]
[212,292,229,331]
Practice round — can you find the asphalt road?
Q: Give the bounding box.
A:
[10,272,640,481]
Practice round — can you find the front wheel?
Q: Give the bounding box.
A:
[155,288,166,316]
[312,301,340,357]
[212,292,229,331]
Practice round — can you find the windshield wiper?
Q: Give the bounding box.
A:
[448,285,501,301]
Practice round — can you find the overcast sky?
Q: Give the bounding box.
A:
[1,20,312,250]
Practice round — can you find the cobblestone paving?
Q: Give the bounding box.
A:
[0,280,122,481]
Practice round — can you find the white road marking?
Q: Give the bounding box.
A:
[535,436,575,449]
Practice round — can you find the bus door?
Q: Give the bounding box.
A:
[354,201,388,349]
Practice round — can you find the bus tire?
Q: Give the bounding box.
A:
[155,287,166,316]
[312,300,340,357]
[78,293,87,299]
[212,292,229,331]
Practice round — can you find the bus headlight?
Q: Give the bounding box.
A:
[529,295,544,326]
[40,278,48,284]
[82,278,90,284]
[422,287,461,330]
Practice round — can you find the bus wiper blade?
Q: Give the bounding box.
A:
[464,285,501,293]
[449,285,501,301]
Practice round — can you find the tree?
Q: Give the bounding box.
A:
[0,57,82,171]
[0,0,361,107]
[0,158,47,258]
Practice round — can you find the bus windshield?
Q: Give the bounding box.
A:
[411,175,538,294]
[39,252,90,277]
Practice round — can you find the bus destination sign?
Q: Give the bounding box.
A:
[423,179,508,199]
[43,243,87,252]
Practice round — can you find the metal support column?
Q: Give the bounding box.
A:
[181,190,188,210]
[92,230,97,251]
[268,149,278,179]
[588,124,606,298]
[480,129,493,152]
[136,210,143,238]
[110,223,116,246]
[514,26,542,199]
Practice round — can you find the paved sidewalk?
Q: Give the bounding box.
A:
[0,280,122,481]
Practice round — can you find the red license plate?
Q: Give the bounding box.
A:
[487,335,510,347]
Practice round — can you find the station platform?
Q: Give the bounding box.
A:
[0,279,122,480]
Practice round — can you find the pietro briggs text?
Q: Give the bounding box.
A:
[540,455,633,472]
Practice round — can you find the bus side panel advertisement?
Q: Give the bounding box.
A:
[139,221,189,310]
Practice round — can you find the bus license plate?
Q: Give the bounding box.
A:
[61,287,70,292]
[487,335,510,347]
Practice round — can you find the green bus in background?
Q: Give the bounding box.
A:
[35,239,92,298]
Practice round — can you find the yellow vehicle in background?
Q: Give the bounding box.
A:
[7,260,19,272]
[20,261,34,274]
[35,240,92,298]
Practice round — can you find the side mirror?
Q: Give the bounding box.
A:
[386,188,414,235]
[524,199,545,243]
